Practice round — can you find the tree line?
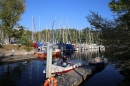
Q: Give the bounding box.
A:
[0,0,100,46]
[0,0,130,50]
[85,0,130,56]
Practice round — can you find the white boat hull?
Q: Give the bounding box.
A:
[43,61,83,74]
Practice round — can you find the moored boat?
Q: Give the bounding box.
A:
[34,48,61,58]
[43,58,83,75]
[88,57,108,67]
[34,51,47,58]
[36,55,61,61]
[52,48,61,56]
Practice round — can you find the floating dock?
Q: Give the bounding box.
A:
[56,65,97,86]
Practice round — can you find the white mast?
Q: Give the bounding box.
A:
[62,19,65,43]
[32,16,36,42]
[51,16,56,43]
[59,14,62,43]
[32,16,34,41]
[45,25,48,42]
[65,16,68,43]
[38,16,41,42]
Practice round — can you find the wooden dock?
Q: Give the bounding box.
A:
[56,65,97,86]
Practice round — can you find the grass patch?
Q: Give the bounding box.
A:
[1,44,33,51]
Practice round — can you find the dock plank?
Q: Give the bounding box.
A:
[56,65,97,86]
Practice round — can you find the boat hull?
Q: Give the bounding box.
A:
[34,52,47,58]
[89,62,106,67]
[43,60,83,75]
[88,57,108,67]
[34,51,61,58]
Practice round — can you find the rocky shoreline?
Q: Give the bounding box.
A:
[0,49,35,56]
[0,49,36,63]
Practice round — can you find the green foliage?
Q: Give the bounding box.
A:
[0,44,2,48]
[85,10,130,78]
[12,26,24,39]
[20,36,30,46]
[85,2,130,85]
[85,11,130,46]
[24,46,32,51]
[18,28,32,46]
[17,44,21,49]
[109,0,130,29]
[40,28,100,44]
[109,0,130,14]
[0,0,25,43]
[108,0,130,47]
[86,11,116,30]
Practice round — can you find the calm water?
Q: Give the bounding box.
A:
[0,50,124,86]
[83,63,124,86]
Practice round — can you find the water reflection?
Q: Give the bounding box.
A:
[0,49,125,86]
[0,60,46,86]
[83,64,124,86]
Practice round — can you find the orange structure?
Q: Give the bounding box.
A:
[44,77,57,86]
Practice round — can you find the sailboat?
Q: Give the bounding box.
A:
[34,17,61,59]
[34,44,61,59]
[31,16,38,48]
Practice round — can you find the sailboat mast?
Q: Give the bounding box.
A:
[32,16,33,41]
[79,30,81,50]
[38,16,41,42]
[51,16,56,43]
[46,25,48,42]
[65,17,68,43]
[59,14,62,43]
[32,16,36,41]
[63,26,64,43]
[86,27,87,44]
[76,30,77,44]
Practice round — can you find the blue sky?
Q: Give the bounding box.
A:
[19,0,113,32]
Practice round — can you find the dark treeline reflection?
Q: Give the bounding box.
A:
[0,62,28,86]
[104,48,130,86]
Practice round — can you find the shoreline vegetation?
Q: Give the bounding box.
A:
[0,44,35,57]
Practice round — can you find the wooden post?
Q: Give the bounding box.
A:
[99,46,101,55]
[46,42,52,78]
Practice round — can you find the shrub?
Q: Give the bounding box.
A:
[24,46,32,51]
